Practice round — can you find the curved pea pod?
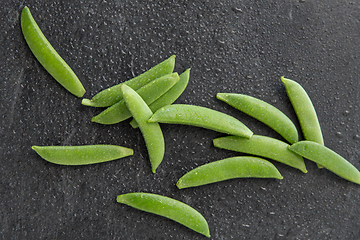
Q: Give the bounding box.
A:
[148,104,253,138]
[281,77,323,144]
[130,69,190,128]
[217,93,298,144]
[213,135,307,173]
[82,55,176,107]
[289,141,360,185]
[91,73,180,124]
[31,145,133,165]
[21,7,85,97]
[281,77,324,168]
[176,156,283,189]
[121,84,164,173]
[117,192,210,238]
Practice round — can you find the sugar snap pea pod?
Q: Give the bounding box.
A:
[91,73,180,124]
[288,141,360,185]
[130,69,190,128]
[281,77,323,145]
[21,7,85,97]
[31,145,133,165]
[213,135,307,173]
[177,156,283,189]
[82,55,176,107]
[121,84,164,173]
[117,192,210,238]
[217,93,298,144]
[281,77,324,168]
[148,104,253,138]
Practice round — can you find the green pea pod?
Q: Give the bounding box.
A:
[177,156,283,189]
[82,55,176,107]
[21,7,85,98]
[281,77,323,144]
[130,69,190,128]
[281,77,324,168]
[91,73,180,124]
[32,145,133,165]
[213,135,307,173]
[148,104,253,138]
[121,84,164,173]
[289,141,360,185]
[117,192,210,238]
[217,93,298,144]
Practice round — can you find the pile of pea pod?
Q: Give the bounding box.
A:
[21,6,360,238]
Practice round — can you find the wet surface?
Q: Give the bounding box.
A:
[1,0,360,239]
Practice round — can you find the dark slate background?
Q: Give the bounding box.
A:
[1,0,360,239]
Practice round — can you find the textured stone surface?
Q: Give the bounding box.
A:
[1,0,360,239]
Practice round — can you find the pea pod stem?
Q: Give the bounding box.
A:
[121,84,165,173]
[130,69,190,128]
[117,192,210,238]
[177,156,283,189]
[288,141,360,185]
[213,135,307,173]
[82,55,176,107]
[216,93,298,144]
[148,104,253,138]
[91,73,180,124]
[21,7,85,97]
[32,145,133,165]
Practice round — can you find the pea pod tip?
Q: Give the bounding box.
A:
[176,180,183,189]
[77,89,86,98]
[280,76,290,84]
[91,116,99,123]
[82,98,95,106]
[116,195,122,201]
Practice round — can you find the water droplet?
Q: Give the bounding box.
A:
[335,132,343,138]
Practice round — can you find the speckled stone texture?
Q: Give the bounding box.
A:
[1,0,360,239]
